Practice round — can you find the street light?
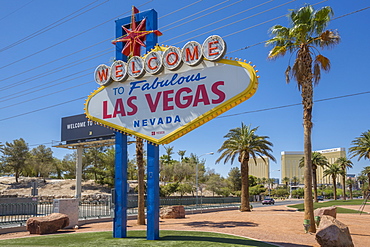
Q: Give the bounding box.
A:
[196,152,214,207]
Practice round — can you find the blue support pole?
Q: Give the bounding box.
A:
[113,132,127,238]
[113,8,159,239]
[147,142,160,240]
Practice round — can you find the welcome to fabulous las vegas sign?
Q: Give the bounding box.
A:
[85,35,258,145]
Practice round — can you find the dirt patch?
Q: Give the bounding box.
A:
[0,177,111,197]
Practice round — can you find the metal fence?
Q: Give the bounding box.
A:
[0,197,241,227]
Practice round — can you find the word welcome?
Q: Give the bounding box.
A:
[94,35,226,86]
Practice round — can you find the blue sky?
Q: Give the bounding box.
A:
[0,0,369,180]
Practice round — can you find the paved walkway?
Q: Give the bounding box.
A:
[1,204,369,247]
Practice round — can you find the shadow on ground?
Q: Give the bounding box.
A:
[160,235,270,246]
[270,242,313,247]
[183,220,258,228]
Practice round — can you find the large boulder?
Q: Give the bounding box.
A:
[26,213,69,234]
[315,215,354,247]
[160,205,185,219]
[314,206,337,218]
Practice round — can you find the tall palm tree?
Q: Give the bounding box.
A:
[361,166,370,192]
[136,137,145,225]
[346,178,355,200]
[357,174,368,197]
[177,150,186,162]
[349,130,370,161]
[335,157,353,200]
[266,4,340,232]
[282,177,290,190]
[349,130,370,196]
[291,176,300,186]
[216,123,275,212]
[323,163,343,200]
[299,152,328,202]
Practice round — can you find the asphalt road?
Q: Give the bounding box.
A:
[252,199,304,209]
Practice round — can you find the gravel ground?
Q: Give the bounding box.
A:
[1,204,369,247]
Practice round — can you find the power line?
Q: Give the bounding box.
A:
[0,0,34,22]
[0,0,203,84]
[0,0,153,72]
[0,80,92,110]
[0,38,111,83]
[218,91,370,119]
[1,2,368,122]
[159,0,204,19]
[21,90,370,148]
[0,0,107,53]
[0,96,86,122]
[226,2,368,54]
[0,48,111,92]
[1,88,368,125]
[162,0,244,32]
[163,0,279,44]
[0,71,92,104]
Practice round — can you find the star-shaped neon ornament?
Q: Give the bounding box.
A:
[112,6,162,57]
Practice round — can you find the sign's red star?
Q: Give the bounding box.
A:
[112,6,162,57]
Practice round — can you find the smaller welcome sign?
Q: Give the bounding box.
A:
[85,35,258,144]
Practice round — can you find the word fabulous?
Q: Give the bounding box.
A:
[94,35,226,86]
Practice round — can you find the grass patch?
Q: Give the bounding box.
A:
[0,230,276,247]
[288,199,366,213]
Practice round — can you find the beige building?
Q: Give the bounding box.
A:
[248,156,270,179]
[281,148,346,185]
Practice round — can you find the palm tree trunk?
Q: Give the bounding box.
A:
[300,44,316,233]
[333,176,337,200]
[136,137,146,225]
[240,158,251,212]
[313,169,318,203]
[342,172,346,200]
[349,184,353,200]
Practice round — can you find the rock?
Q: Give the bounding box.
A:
[160,205,185,219]
[26,213,69,234]
[315,215,354,247]
[314,206,337,218]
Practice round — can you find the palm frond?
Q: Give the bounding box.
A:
[268,46,287,60]
[285,65,291,84]
[313,63,321,85]
[313,6,333,34]
[290,5,314,26]
[319,30,341,48]
[315,54,331,71]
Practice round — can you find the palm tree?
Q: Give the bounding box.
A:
[266,4,340,232]
[349,130,370,161]
[299,152,328,202]
[136,137,145,225]
[282,177,290,190]
[177,150,186,162]
[216,123,275,212]
[349,130,370,196]
[357,174,368,197]
[335,157,353,200]
[267,178,275,197]
[346,178,355,200]
[291,176,300,186]
[323,163,343,200]
[361,166,370,192]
